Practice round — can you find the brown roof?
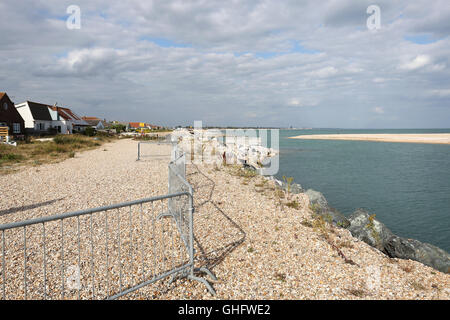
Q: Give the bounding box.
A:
[0,92,5,100]
[129,122,142,128]
[82,116,102,121]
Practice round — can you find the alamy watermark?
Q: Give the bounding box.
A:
[367,5,381,31]
[66,5,81,30]
[173,121,279,175]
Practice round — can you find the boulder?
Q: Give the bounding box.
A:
[305,189,350,228]
[305,189,329,211]
[290,183,303,194]
[384,236,450,274]
[327,207,351,228]
[347,208,394,251]
[281,182,303,194]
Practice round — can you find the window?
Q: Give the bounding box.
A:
[13,123,20,133]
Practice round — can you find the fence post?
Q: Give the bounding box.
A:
[189,191,194,277]
[137,142,140,161]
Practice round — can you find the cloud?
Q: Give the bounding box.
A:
[0,0,449,128]
[400,55,431,70]
[373,106,385,114]
[287,98,318,107]
[428,89,450,97]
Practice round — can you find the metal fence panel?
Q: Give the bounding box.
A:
[0,144,216,300]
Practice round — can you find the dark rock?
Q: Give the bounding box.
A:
[305,189,350,228]
[347,209,394,251]
[384,236,450,274]
[327,208,351,228]
[347,209,450,273]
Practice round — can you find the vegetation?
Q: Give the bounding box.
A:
[83,127,96,137]
[0,134,116,175]
[409,281,426,291]
[347,288,366,297]
[365,214,381,247]
[285,200,299,209]
[228,164,258,179]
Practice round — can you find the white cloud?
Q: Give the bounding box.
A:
[373,106,385,114]
[306,66,338,78]
[429,89,450,97]
[287,98,318,107]
[400,54,431,70]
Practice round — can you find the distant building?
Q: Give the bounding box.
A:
[129,122,163,131]
[0,92,25,138]
[82,116,110,130]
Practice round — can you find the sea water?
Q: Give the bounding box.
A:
[275,129,450,252]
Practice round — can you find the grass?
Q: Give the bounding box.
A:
[285,200,299,209]
[336,240,354,249]
[227,164,258,179]
[0,134,117,174]
[347,288,366,297]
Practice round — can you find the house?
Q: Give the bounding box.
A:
[129,122,148,130]
[49,106,89,133]
[0,92,25,139]
[15,101,89,134]
[15,101,54,134]
[82,116,109,130]
[128,122,164,132]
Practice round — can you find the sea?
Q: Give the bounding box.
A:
[274,128,450,253]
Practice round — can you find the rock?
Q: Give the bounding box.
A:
[305,189,329,211]
[384,236,450,274]
[347,209,394,251]
[280,182,303,194]
[346,208,450,273]
[327,208,351,228]
[290,183,303,194]
[305,189,350,228]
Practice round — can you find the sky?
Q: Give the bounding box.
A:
[1,0,449,128]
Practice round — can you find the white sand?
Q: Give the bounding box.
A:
[288,133,450,144]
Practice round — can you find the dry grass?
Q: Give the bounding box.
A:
[347,288,366,297]
[0,134,117,175]
[410,281,426,291]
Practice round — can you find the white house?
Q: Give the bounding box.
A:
[49,106,89,133]
[15,101,54,134]
[82,117,108,130]
[15,101,89,134]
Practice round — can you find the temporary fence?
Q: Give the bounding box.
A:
[0,145,216,299]
[136,136,175,161]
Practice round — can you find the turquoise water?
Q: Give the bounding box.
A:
[275,129,450,252]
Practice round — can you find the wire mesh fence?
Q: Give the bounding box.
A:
[0,144,216,300]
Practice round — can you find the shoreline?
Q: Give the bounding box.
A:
[288,133,450,145]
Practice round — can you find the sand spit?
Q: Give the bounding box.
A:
[0,139,449,300]
[288,133,450,145]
